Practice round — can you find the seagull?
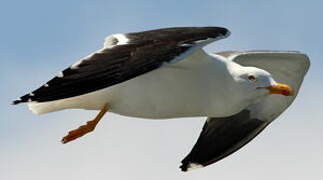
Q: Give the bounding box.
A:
[12,27,310,171]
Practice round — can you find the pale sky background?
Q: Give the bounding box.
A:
[1,0,322,179]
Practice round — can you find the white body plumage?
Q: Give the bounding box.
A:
[28,50,251,119]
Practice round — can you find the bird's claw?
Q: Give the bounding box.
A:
[61,120,97,144]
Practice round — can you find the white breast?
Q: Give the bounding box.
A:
[108,51,246,119]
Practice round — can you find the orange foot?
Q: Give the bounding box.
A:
[61,104,109,144]
[61,120,98,144]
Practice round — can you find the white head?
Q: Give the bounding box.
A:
[232,66,294,98]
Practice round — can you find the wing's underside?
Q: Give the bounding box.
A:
[222,50,310,121]
[13,27,230,104]
[180,110,269,171]
[180,50,310,171]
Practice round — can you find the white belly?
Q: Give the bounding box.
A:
[109,65,214,118]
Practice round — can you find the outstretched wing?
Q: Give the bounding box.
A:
[13,27,230,104]
[180,50,310,171]
[223,50,310,121]
[180,110,269,171]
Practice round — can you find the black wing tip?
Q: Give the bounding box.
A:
[180,158,191,172]
[179,163,188,172]
[12,99,24,105]
[222,28,231,38]
[12,94,31,105]
[136,26,231,40]
[197,26,231,39]
[209,27,231,39]
[194,26,231,40]
[194,26,230,37]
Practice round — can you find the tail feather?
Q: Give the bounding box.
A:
[13,93,67,114]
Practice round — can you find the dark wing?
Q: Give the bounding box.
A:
[180,109,270,172]
[13,27,229,104]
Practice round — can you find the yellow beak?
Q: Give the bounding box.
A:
[258,83,294,96]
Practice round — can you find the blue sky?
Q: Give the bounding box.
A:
[1,0,322,179]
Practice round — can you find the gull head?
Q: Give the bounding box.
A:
[233,66,294,98]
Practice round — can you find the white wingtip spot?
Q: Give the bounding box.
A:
[71,60,83,69]
[114,34,129,45]
[57,72,64,78]
[104,33,129,48]
[29,93,35,96]
[44,83,49,87]
[187,163,204,171]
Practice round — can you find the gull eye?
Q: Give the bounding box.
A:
[248,75,257,82]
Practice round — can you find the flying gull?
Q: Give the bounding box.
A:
[12,27,310,171]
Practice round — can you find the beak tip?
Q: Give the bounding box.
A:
[282,89,293,96]
[264,83,294,96]
[282,85,294,96]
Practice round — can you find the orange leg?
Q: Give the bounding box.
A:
[61,104,109,144]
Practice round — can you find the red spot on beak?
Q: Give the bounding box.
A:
[258,83,294,96]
